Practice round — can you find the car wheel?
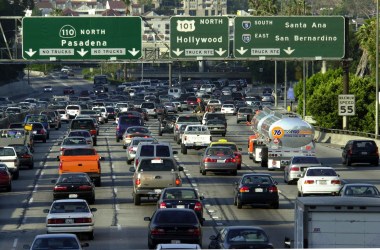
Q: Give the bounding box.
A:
[148,239,155,249]
[29,163,34,169]
[237,197,242,209]
[58,123,62,128]
[237,164,241,170]
[13,170,19,180]
[97,131,100,135]
[233,195,237,206]
[177,140,181,145]
[133,193,141,205]
[158,130,163,136]
[127,159,132,165]
[181,144,187,154]
[89,197,95,205]
[236,120,239,124]
[297,191,302,197]
[95,178,101,187]
[105,119,108,123]
[201,169,206,176]
[222,133,226,137]
[373,160,379,166]
[116,138,120,142]
[123,145,126,149]
[271,201,279,209]
[284,172,288,183]
[93,140,97,146]
[43,138,47,143]
[6,183,11,192]
[55,126,59,130]
[261,161,268,168]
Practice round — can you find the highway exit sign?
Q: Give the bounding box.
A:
[234,16,345,59]
[22,17,142,60]
[170,16,229,59]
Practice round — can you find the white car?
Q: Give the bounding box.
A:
[220,104,236,115]
[24,233,89,250]
[44,199,96,239]
[92,106,108,123]
[297,167,342,197]
[57,109,70,123]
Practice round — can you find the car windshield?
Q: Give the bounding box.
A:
[50,202,89,213]
[154,210,197,224]
[26,116,47,123]
[138,159,175,171]
[242,176,271,185]
[68,131,90,138]
[227,229,268,243]
[132,139,155,146]
[206,147,233,156]
[306,168,337,176]
[127,127,149,134]
[32,237,80,250]
[292,157,320,164]
[164,189,197,199]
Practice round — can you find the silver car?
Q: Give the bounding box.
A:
[60,136,93,154]
[163,102,178,113]
[126,137,157,164]
[200,146,238,176]
[283,156,322,184]
[67,130,93,146]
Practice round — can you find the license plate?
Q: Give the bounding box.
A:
[176,205,185,209]
[213,128,219,130]
[255,188,263,192]
[154,189,162,194]
[69,194,78,198]
[171,240,181,244]
[319,180,327,185]
[362,152,368,155]
[65,219,74,224]
[217,159,225,163]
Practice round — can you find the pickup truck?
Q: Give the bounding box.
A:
[57,148,103,187]
[181,125,211,154]
[174,115,200,143]
[129,157,183,206]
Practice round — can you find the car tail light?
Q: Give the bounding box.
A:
[194,202,202,211]
[331,180,341,184]
[135,158,139,166]
[116,126,120,131]
[39,129,45,134]
[159,202,167,208]
[60,148,65,151]
[0,171,8,177]
[175,178,181,186]
[21,154,31,158]
[135,178,141,185]
[268,186,278,193]
[225,158,236,163]
[188,228,201,236]
[304,180,315,184]
[74,218,92,223]
[290,167,300,171]
[128,147,134,152]
[59,162,63,171]
[239,186,250,193]
[347,149,352,156]
[90,129,96,135]
[79,185,92,190]
[203,157,216,163]
[54,186,67,191]
[48,218,65,224]
[151,228,165,235]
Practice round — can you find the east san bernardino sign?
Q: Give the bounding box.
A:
[22,17,142,60]
[234,16,345,59]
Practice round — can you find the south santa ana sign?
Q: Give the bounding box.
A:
[22,17,142,60]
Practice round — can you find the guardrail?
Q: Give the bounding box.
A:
[315,126,377,139]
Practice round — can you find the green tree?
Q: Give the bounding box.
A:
[248,0,278,15]
[355,18,376,77]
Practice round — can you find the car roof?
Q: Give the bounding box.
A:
[52,199,88,203]
[34,233,79,239]
[241,173,272,178]
[222,225,265,230]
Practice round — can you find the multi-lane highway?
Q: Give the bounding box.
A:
[1,73,379,249]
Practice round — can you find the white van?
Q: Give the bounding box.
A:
[65,104,81,119]
[168,88,182,99]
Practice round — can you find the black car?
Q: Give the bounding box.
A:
[156,187,204,224]
[106,106,116,120]
[51,172,95,204]
[9,144,34,169]
[29,122,48,143]
[144,208,202,249]
[208,226,273,249]
[233,173,279,209]
[341,140,379,166]
[158,114,178,136]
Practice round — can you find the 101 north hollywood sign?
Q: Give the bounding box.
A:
[22,17,142,60]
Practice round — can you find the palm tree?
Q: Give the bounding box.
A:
[123,0,131,15]
[355,18,376,77]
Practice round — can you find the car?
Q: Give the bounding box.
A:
[283,156,322,185]
[158,114,178,136]
[126,137,157,164]
[23,233,89,250]
[233,173,279,209]
[59,136,93,154]
[0,164,12,192]
[141,102,158,118]
[144,208,202,249]
[66,130,93,146]
[40,110,61,130]
[199,146,238,176]
[236,107,255,123]
[163,102,178,113]
[57,109,70,123]
[201,112,227,128]
[116,115,144,142]
[43,199,97,239]
[341,140,379,166]
[63,86,75,94]
[43,85,53,92]
[105,106,116,120]
[9,144,34,169]
[209,139,242,169]
[208,226,273,249]
[337,183,380,197]
[122,126,151,148]
[70,118,98,146]
[52,173,96,204]
[205,118,227,137]
[29,122,48,143]
[220,104,236,115]
[155,243,201,250]
[157,187,205,224]
[60,72,69,79]
[66,105,82,119]
[297,166,342,197]
[24,114,50,138]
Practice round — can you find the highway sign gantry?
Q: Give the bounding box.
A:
[22,17,142,60]
[234,16,345,59]
[170,16,229,59]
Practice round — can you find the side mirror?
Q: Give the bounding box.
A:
[56,156,60,161]
[144,217,151,221]
[341,146,345,150]
[173,150,178,155]
[209,235,217,240]
[178,166,184,171]
[43,209,49,213]
[90,208,97,212]
[99,156,105,161]
[199,195,205,200]
[129,167,136,172]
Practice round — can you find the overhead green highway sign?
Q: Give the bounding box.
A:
[234,16,345,59]
[170,16,229,59]
[22,17,142,60]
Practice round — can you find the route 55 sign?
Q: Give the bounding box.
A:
[338,95,355,116]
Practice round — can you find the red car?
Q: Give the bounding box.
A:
[0,164,12,192]
[63,87,75,95]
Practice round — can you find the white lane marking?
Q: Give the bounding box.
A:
[41,171,44,176]
[212,216,219,219]
[192,183,198,187]
[183,169,188,172]
[114,188,118,194]
[205,204,211,207]
[117,224,122,231]
[29,198,33,204]
[216,222,223,226]
[33,185,38,192]
[111,164,114,169]
[115,204,120,211]
[12,238,18,248]
[22,217,27,224]
[112,175,116,180]
[185,173,191,176]
[208,210,215,213]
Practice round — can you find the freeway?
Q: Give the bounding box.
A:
[1,75,380,249]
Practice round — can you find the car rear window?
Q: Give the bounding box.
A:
[138,158,175,171]
[353,141,376,149]
[62,148,95,156]
[207,113,226,120]
[32,123,43,129]
[177,116,199,123]
[141,103,155,109]
[71,120,95,130]
[68,131,91,137]
[155,210,197,224]
[156,145,171,157]
[67,105,80,110]
[119,116,142,125]
[0,148,15,156]
[51,202,89,213]
[306,168,337,176]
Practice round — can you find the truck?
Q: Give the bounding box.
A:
[0,128,34,152]
[285,197,380,248]
[174,115,201,144]
[249,106,315,170]
[57,148,103,187]
[181,125,211,155]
